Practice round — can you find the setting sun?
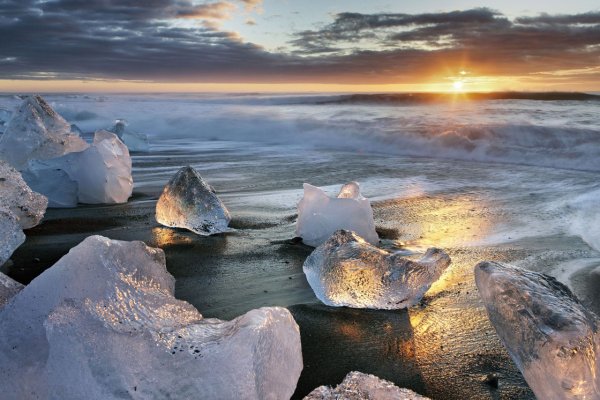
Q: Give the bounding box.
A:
[452,80,464,91]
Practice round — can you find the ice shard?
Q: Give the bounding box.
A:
[0,272,23,309]
[0,235,303,400]
[0,208,25,267]
[156,166,231,235]
[296,182,378,247]
[108,119,150,152]
[304,371,430,400]
[0,95,88,169]
[23,130,133,205]
[0,160,48,228]
[475,261,600,400]
[303,230,451,309]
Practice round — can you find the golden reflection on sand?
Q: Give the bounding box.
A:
[151,227,195,247]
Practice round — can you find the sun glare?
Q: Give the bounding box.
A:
[452,80,464,91]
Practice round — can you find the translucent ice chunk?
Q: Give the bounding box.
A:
[0,160,48,228]
[303,230,451,309]
[0,95,88,169]
[22,164,78,208]
[0,235,303,399]
[23,130,133,205]
[304,371,430,400]
[296,182,378,247]
[475,261,600,400]
[108,119,150,152]
[156,166,231,235]
[0,207,25,267]
[0,271,23,309]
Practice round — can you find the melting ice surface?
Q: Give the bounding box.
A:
[297,182,378,247]
[0,160,47,265]
[0,208,24,267]
[304,371,430,400]
[0,235,303,400]
[0,272,22,309]
[155,166,231,235]
[24,130,133,206]
[107,119,150,152]
[0,160,47,229]
[0,95,87,170]
[475,262,600,400]
[303,230,451,309]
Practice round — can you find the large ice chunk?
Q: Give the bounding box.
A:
[23,130,133,205]
[303,230,451,309]
[304,371,430,400]
[0,95,88,169]
[156,166,231,235]
[475,262,600,400]
[22,165,78,208]
[0,272,23,309]
[0,160,48,228]
[108,119,150,152]
[0,207,25,267]
[296,182,378,247]
[0,235,303,399]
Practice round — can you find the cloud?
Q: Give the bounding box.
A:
[175,2,236,20]
[290,8,600,79]
[0,3,598,86]
[238,0,263,12]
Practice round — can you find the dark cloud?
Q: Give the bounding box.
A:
[290,8,600,80]
[0,2,598,84]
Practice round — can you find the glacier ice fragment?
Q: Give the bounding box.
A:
[156,166,231,235]
[0,207,25,267]
[108,119,150,152]
[0,95,88,169]
[296,182,378,247]
[304,371,430,400]
[0,235,303,400]
[0,160,48,228]
[475,261,600,400]
[0,271,23,309]
[303,230,451,309]
[23,130,133,205]
[22,164,78,208]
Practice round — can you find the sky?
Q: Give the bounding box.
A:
[0,0,599,92]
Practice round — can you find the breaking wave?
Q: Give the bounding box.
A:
[3,93,600,172]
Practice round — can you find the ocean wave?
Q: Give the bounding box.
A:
[3,94,599,172]
[567,189,600,252]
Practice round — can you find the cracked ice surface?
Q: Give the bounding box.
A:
[0,160,48,228]
[303,230,451,309]
[0,208,25,267]
[155,166,231,235]
[296,182,378,247]
[304,371,430,400]
[0,272,23,309]
[0,235,303,400]
[24,130,133,205]
[0,95,88,170]
[475,262,600,400]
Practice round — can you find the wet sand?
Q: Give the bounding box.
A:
[4,144,599,399]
